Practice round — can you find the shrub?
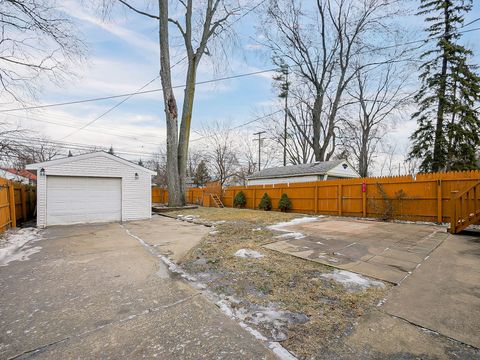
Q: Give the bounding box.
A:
[258,193,272,211]
[278,193,292,212]
[233,191,247,208]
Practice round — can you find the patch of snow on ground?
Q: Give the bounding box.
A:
[215,298,301,359]
[234,249,265,259]
[0,227,42,266]
[268,216,322,240]
[274,232,306,240]
[177,214,199,222]
[321,270,385,290]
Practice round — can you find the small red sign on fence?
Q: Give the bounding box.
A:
[362,183,366,193]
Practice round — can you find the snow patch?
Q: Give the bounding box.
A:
[274,232,305,240]
[321,270,385,290]
[177,214,199,222]
[268,217,321,240]
[268,216,321,232]
[215,298,300,359]
[234,249,265,259]
[0,228,42,266]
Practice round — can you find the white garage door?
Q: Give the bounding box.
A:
[46,176,121,225]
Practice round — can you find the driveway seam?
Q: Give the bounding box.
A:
[6,293,202,360]
[378,308,480,351]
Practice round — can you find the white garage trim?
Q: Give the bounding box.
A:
[26,151,156,227]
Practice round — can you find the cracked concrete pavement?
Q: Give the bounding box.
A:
[0,218,275,359]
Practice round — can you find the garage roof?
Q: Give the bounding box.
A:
[247,160,355,180]
[26,151,157,175]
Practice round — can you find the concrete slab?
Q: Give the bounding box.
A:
[264,217,446,284]
[123,215,210,262]
[0,221,274,359]
[383,232,480,348]
[321,310,479,359]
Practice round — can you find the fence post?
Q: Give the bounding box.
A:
[437,180,442,223]
[338,184,342,216]
[8,183,16,228]
[314,184,318,214]
[21,186,27,221]
[252,189,256,210]
[362,183,367,218]
[450,190,458,233]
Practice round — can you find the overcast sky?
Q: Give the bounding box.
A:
[3,0,480,172]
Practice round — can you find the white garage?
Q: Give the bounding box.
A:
[26,152,156,227]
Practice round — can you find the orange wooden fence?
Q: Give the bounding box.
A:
[153,170,480,223]
[0,177,36,233]
[152,182,220,207]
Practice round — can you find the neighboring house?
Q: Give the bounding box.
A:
[26,151,156,227]
[247,160,360,186]
[0,168,37,185]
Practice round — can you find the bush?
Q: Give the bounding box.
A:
[258,193,272,211]
[278,193,292,212]
[233,191,247,208]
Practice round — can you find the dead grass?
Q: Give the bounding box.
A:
[174,207,389,359]
[167,207,301,225]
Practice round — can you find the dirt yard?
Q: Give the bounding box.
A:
[166,208,389,358]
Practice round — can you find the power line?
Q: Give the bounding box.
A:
[27,0,269,140]
[3,112,163,144]
[59,76,160,140]
[2,25,478,116]
[2,136,157,157]
[0,68,279,113]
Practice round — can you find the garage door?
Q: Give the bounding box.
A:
[46,176,121,225]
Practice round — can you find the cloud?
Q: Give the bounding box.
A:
[60,1,159,56]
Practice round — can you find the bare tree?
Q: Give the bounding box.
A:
[260,0,404,162]
[0,0,85,103]
[145,149,167,187]
[341,61,412,177]
[201,121,239,186]
[0,123,26,164]
[12,136,60,168]
[107,0,240,206]
[266,89,315,165]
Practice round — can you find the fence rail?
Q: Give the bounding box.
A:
[152,170,480,224]
[0,177,36,233]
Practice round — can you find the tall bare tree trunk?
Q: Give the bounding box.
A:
[178,61,197,197]
[158,0,182,206]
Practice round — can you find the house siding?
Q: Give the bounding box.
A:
[35,154,152,227]
[247,175,320,186]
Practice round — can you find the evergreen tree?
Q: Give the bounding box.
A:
[409,0,480,172]
[193,160,210,187]
[233,191,247,208]
[258,193,272,211]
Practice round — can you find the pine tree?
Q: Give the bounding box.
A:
[409,0,480,172]
[193,160,210,187]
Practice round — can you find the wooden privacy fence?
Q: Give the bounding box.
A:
[152,183,219,207]
[153,170,480,223]
[0,177,36,233]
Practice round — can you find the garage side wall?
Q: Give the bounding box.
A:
[36,155,151,227]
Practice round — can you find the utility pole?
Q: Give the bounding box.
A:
[283,67,289,166]
[253,131,266,171]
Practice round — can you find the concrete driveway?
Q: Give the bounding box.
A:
[0,217,274,359]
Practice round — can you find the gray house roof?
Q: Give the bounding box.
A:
[247,160,345,180]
